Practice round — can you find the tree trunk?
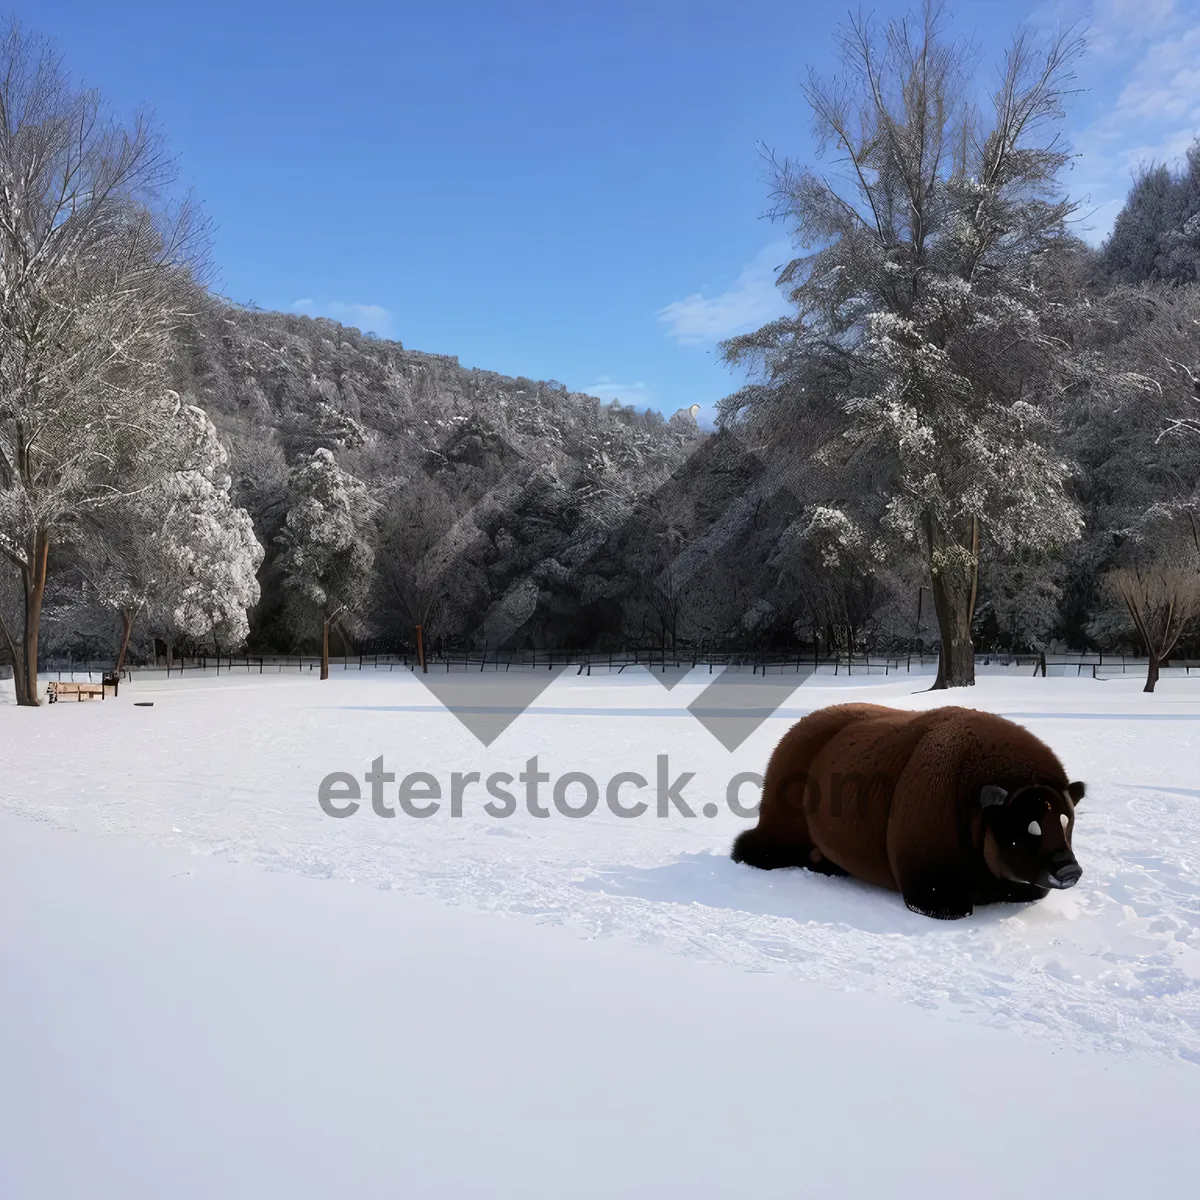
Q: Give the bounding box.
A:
[416,624,427,674]
[923,512,976,690]
[1145,654,1160,693]
[115,608,136,674]
[321,617,330,681]
[13,533,49,707]
[966,514,980,625]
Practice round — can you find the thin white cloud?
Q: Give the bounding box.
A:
[291,298,395,339]
[1049,0,1200,243]
[1085,0,1176,55]
[1025,1,1175,58]
[657,243,792,345]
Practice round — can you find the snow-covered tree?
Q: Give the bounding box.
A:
[1103,165,1188,284]
[0,23,205,704]
[160,471,263,653]
[972,545,1064,653]
[80,405,264,668]
[277,448,376,679]
[374,473,457,652]
[1059,282,1200,664]
[721,2,1086,687]
[770,507,915,654]
[1103,142,1200,286]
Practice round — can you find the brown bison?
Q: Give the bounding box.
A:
[731,703,1085,919]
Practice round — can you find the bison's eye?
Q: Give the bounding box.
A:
[1060,813,1069,828]
[1028,820,1042,836]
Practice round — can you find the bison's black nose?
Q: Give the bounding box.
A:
[1047,860,1082,889]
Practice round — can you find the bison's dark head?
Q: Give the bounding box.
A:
[979,780,1085,891]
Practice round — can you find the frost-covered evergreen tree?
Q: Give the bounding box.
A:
[162,472,264,654]
[1103,143,1200,285]
[1103,165,1187,284]
[80,405,263,667]
[276,448,375,678]
[1060,283,1200,683]
[722,2,1085,687]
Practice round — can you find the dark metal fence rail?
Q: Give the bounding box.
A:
[31,648,1200,683]
[37,653,411,682]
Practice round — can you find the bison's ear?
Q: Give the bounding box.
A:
[980,785,1008,808]
[1067,780,1086,805]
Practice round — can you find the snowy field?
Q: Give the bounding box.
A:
[3,666,1200,1196]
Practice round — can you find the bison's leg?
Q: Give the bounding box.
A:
[887,720,976,920]
[899,872,974,920]
[803,847,850,877]
[731,828,815,870]
[731,831,851,874]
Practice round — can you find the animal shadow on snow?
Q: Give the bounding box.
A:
[575,853,1044,935]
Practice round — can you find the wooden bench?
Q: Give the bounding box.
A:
[47,681,104,703]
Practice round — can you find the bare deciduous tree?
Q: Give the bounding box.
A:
[1107,563,1200,692]
[374,474,457,650]
[638,529,688,652]
[0,22,206,704]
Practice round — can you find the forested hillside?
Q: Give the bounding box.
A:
[3,11,1199,697]
[55,299,710,655]
[28,157,1200,665]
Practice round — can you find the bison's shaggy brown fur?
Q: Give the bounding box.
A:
[732,704,1085,919]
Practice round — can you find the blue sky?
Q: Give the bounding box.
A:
[16,0,1200,419]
